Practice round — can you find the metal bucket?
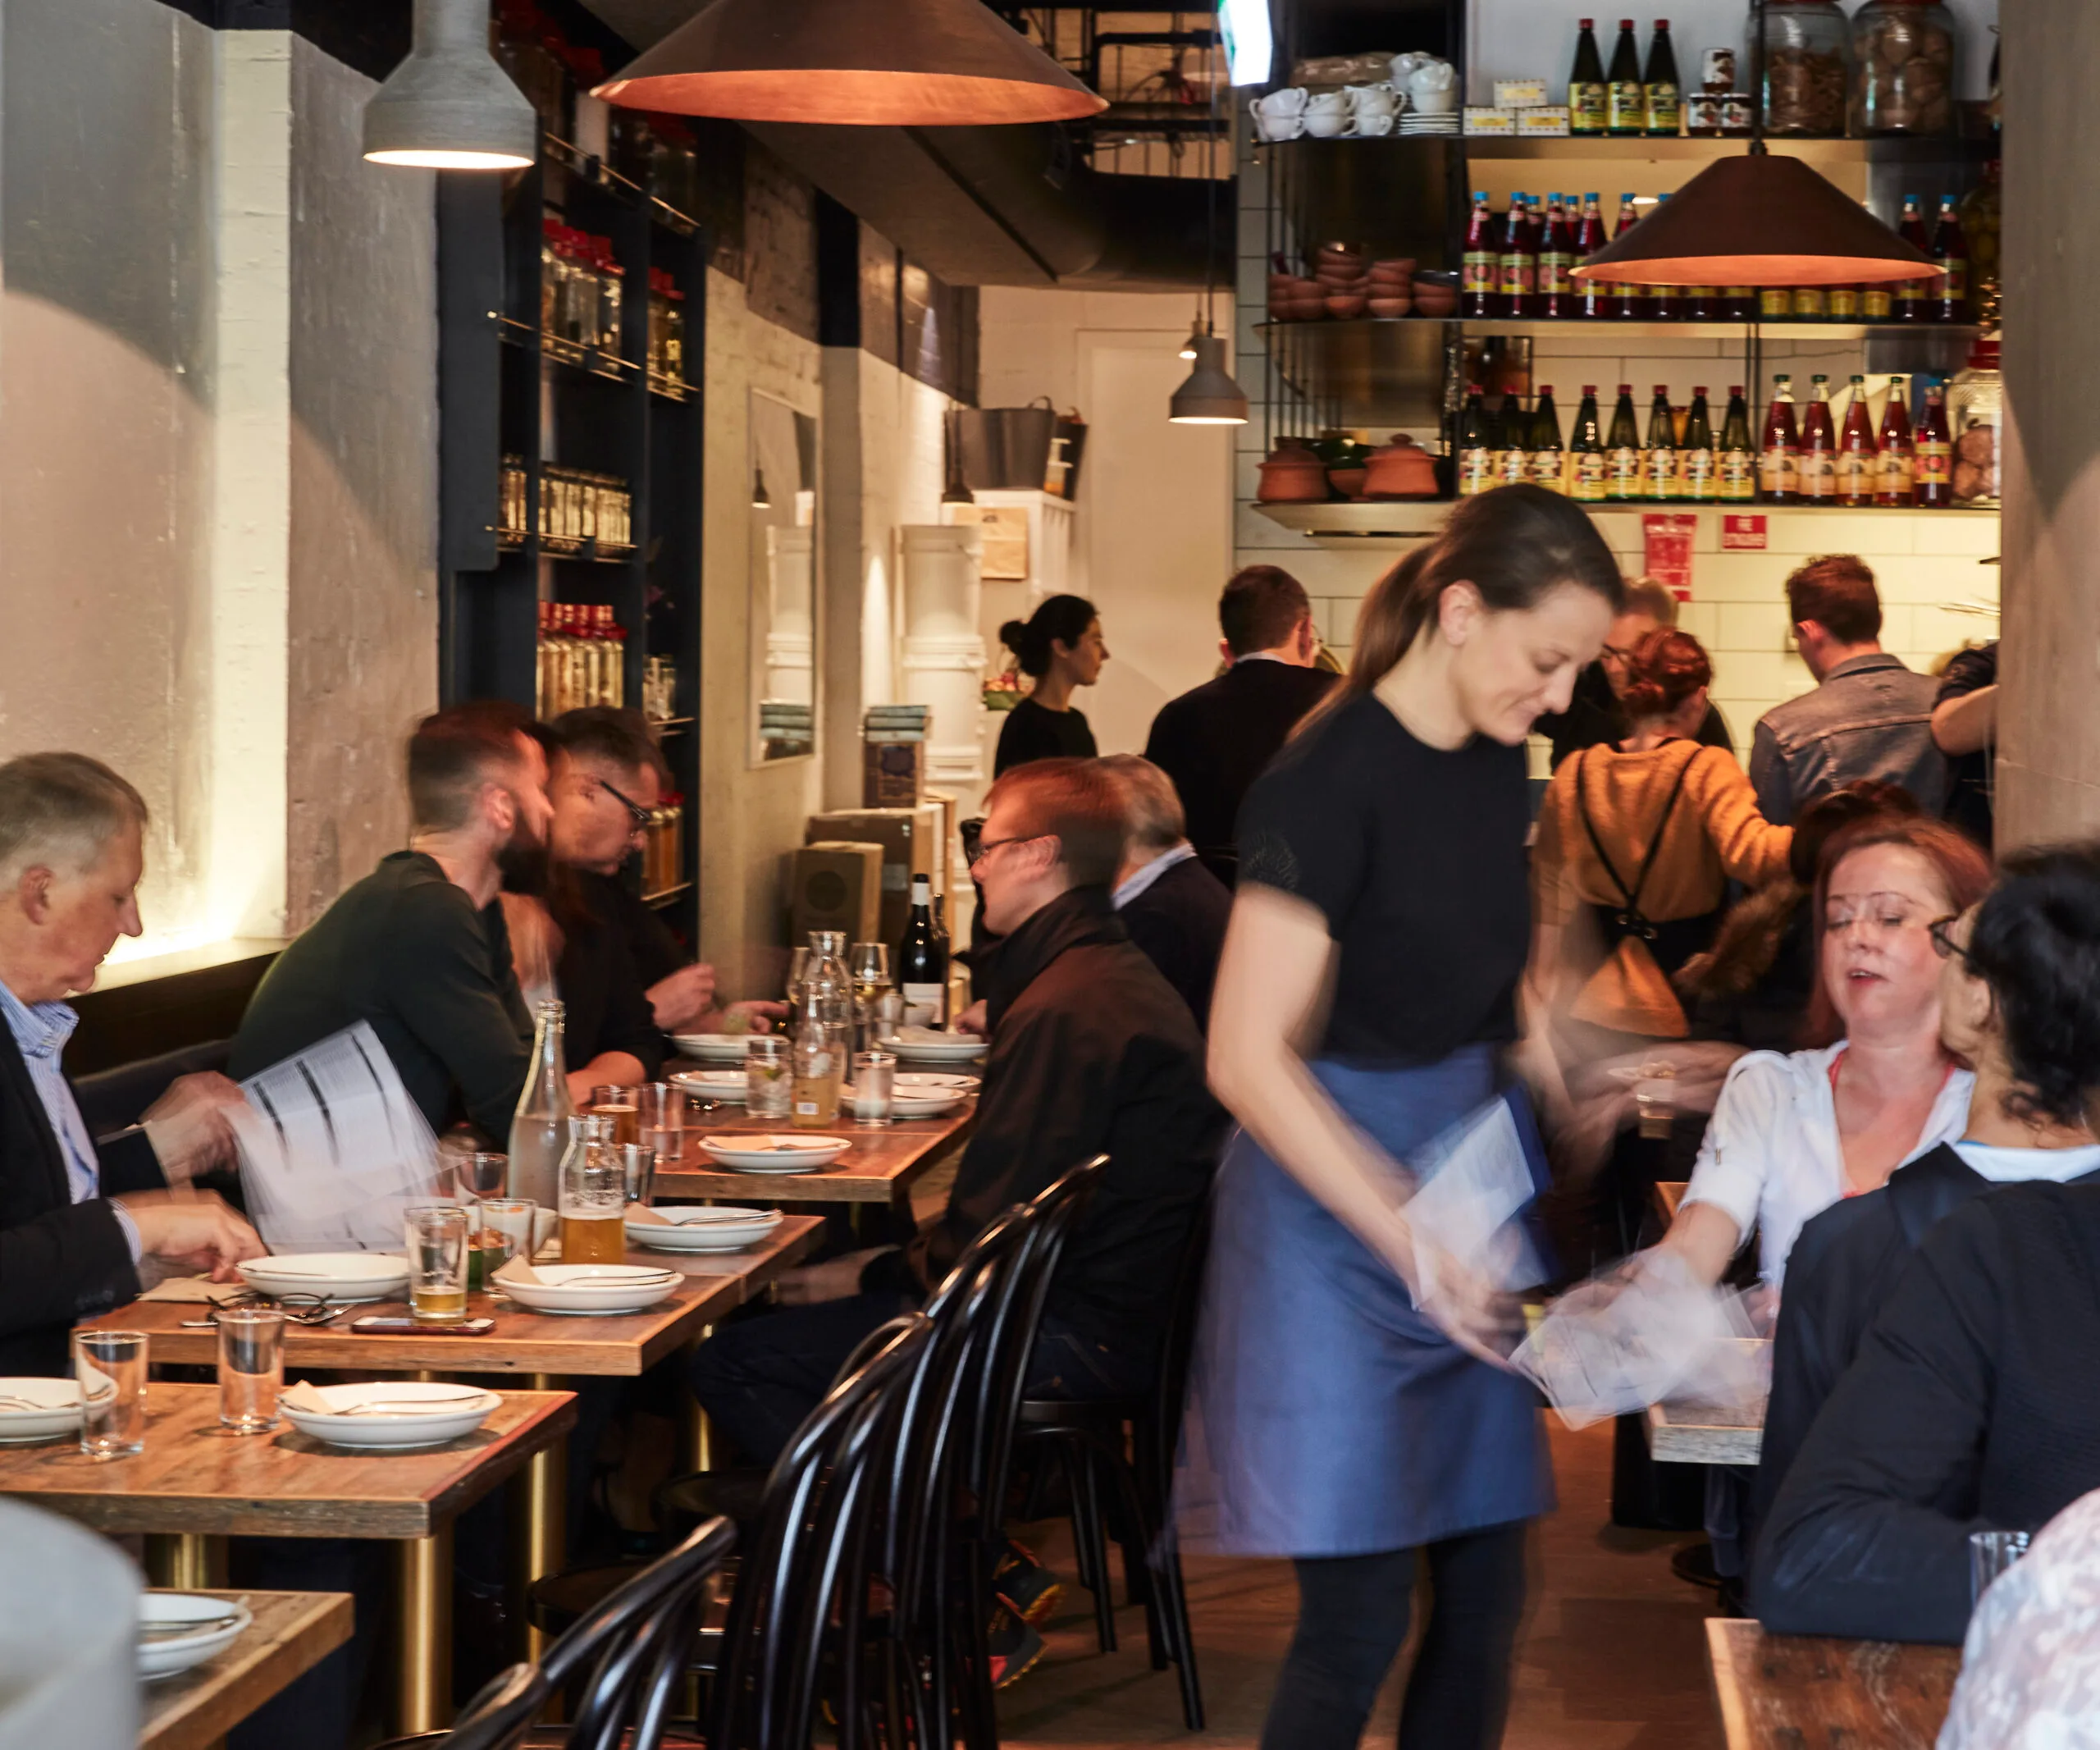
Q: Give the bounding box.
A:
[952,406,1059,491]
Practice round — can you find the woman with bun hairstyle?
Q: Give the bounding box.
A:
[1532,627,1794,1047]
[994,594,1108,774]
[1189,485,1625,1750]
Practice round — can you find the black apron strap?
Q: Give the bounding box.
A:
[1576,743,1702,944]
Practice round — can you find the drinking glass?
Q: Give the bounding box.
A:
[637,1082,685,1167]
[560,1142,628,1264]
[1970,1529,2032,1607]
[588,1085,641,1147]
[851,1051,897,1126]
[405,1204,472,1324]
[217,1307,285,1434]
[617,1142,659,1205]
[478,1198,538,1276]
[452,1150,509,1206]
[746,1036,791,1119]
[74,1330,147,1460]
[850,942,891,998]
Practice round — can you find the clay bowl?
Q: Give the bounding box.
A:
[1281,300,1329,321]
[1370,258,1418,278]
[1413,288,1458,318]
[1315,265,1367,287]
[1367,295,1413,318]
[1317,241,1364,267]
[1325,293,1368,320]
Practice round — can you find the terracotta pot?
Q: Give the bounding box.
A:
[1363,434,1442,499]
[1325,293,1367,319]
[1256,441,1333,504]
[1326,464,1369,499]
[1367,295,1413,318]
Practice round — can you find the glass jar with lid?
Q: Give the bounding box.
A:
[1751,0,1851,137]
[1850,0,1957,136]
[1947,338,2001,508]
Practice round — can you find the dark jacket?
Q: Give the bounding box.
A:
[231,851,532,1138]
[586,870,686,992]
[1750,651,1948,825]
[1116,854,1231,1032]
[0,1024,166,1376]
[888,886,1226,1347]
[1143,660,1339,885]
[1537,659,1736,773]
[556,876,666,1079]
[1755,1182,2100,1644]
[1751,1145,2100,1570]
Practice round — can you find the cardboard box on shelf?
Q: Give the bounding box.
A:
[791,843,883,948]
[804,804,946,944]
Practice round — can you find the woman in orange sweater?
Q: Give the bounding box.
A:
[1532,628,1793,1050]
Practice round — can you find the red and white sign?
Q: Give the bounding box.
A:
[1642,514,1698,601]
[1722,514,1769,551]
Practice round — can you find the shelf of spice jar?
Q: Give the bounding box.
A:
[498,314,642,381]
[1258,318,1982,342]
[541,537,637,564]
[646,372,694,403]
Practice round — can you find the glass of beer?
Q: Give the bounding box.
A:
[559,1140,628,1264]
[405,1204,472,1323]
[588,1085,641,1147]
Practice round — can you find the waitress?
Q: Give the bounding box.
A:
[1189,484,1623,1750]
[993,594,1109,774]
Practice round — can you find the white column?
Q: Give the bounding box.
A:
[765,525,815,704]
[901,524,988,805]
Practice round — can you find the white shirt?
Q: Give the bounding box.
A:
[1952,1140,2100,1184]
[1112,843,1198,911]
[1681,1040,1975,1287]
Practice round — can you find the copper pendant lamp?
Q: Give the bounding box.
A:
[592,0,1106,126]
[1573,0,1938,290]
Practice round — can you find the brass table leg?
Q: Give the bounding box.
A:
[508,1372,567,1665]
[390,1521,454,1734]
[679,1328,715,1474]
[144,1533,226,1589]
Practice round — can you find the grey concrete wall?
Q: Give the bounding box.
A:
[1994,0,2100,847]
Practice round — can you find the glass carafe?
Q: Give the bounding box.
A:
[508,1000,574,1209]
[1947,339,2002,508]
[806,931,855,1054]
[559,1130,627,1264]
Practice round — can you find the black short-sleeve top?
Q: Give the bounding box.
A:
[1235,690,1532,1064]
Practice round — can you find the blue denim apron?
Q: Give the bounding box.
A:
[1176,1048,1554,1557]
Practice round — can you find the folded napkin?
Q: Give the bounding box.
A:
[280,1382,338,1414]
[139,1277,250,1305]
[625,1204,671,1226]
[491,1255,544,1288]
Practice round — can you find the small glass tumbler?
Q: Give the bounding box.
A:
[1970,1529,2033,1607]
[618,1142,659,1205]
[217,1306,285,1434]
[637,1082,685,1167]
[746,1036,792,1120]
[452,1150,509,1209]
[478,1198,538,1274]
[851,1051,897,1126]
[405,1204,472,1324]
[588,1085,641,1147]
[75,1330,148,1460]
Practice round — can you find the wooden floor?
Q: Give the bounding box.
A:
[999,1420,1723,1749]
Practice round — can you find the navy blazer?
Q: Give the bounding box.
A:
[0,1021,165,1376]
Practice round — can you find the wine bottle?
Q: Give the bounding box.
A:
[1605,384,1643,500]
[1932,196,1969,322]
[1569,19,1608,135]
[1458,386,1495,497]
[1461,191,1497,318]
[1607,19,1644,135]
[1530,386,1567,493]
[1760,374,1801,503]
[1915,382,1953,507]
[1799,374,1839,503]
[1719,385,1755,503]
[1568,386,1607,502]
[1575,194,1610,318]
[1643,18,1681,136]
[1642,384,1678,501]
[1680,385,1716,502]
[897,875,947,1027]
[1837,374,1879,508]
[1876,375,1916,506]
[1896,196,1931,322]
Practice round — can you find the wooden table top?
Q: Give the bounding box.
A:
[87,1215,820,1376]
[652,1104,974,1204]
[142,1589,354,1750]
[1707,1618,1959,1750]
[0,1382,573,1539]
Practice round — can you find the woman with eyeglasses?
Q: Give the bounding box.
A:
[1652,816,1993,1299]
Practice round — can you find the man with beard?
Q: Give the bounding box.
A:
[231,701,573,1134]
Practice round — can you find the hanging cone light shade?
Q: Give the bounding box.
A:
[1168,335,1249,426]
[593,0,1106,126]
[364,0,538,169]
[1572,153,1941,288]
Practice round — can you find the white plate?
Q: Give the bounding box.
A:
[240,1253,410,1302]
[0,1375,114,1445]
[892,1071,979,1092]
[281,1381,500,1450]
[884,1095,964,1118]
[698,1135,850,1172]
[671,1033,757,1062]
[669,1068,749,1103]
[877,1036,988,1064]
[499,1263,682,1314]
[627,1206,785,1253]
[139,1592,253,1682]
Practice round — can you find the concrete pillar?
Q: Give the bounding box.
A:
[1996,0,2100,847]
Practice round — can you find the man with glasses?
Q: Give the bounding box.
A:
[231,701,557,1135]
[1537,577,1735,771]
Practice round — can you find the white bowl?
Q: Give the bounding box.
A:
[893,1072,979,1093]
[877,1035,988,1065]
[627,1206,784,1254]
[499,1263,681,1315]
[0,1376,113,1446]
[886,1094,965,1118]
[697,1134,850,1173]
[138,1592,253,1681]
[671,1033,756,1062]
[239,1252,410,1303]
[669,1067,748,1101]
[280,1381,501,1449]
